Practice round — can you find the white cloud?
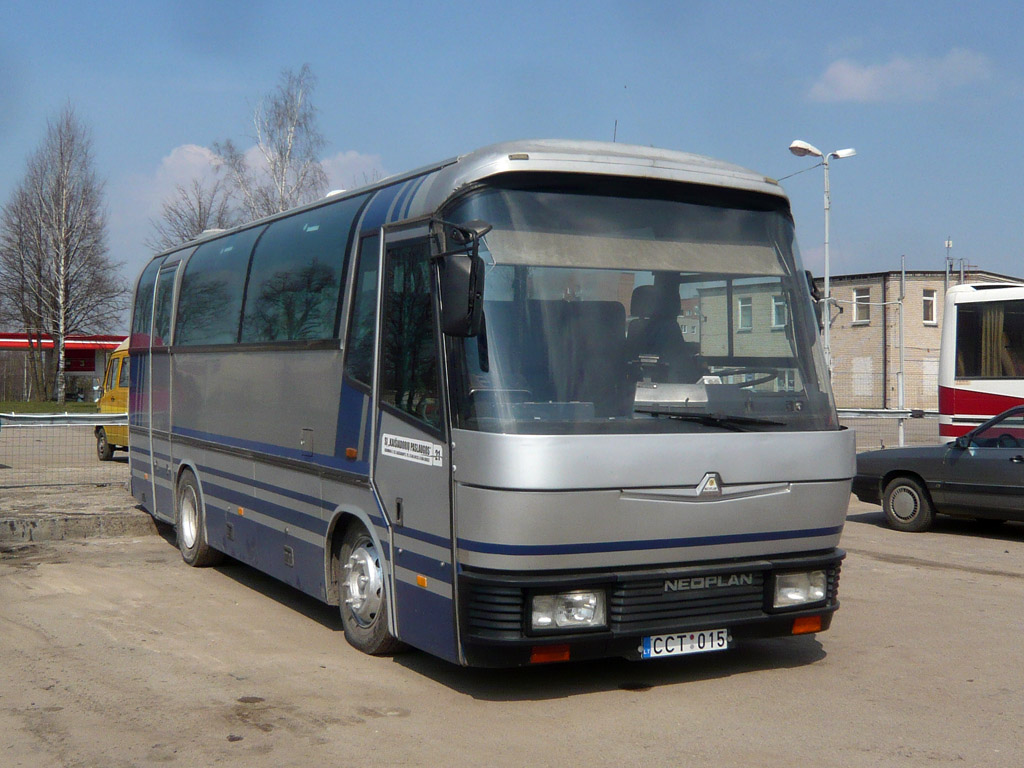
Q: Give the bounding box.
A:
[809,48,993,103]
[321,150,386,192]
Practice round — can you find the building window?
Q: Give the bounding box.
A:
[771,295,787,328]
[923,289,937,325]
[737,297,752,331]
[853,288,871,324]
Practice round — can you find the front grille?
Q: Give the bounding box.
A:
[609,572,766,634]
[464,583,524,640]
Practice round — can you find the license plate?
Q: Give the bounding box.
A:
[640,628,730,659]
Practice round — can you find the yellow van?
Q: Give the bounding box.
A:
[96,339,129,461]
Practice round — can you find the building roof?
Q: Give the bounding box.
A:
[0,333,126,351]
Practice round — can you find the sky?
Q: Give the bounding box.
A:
[2,0,1022,331]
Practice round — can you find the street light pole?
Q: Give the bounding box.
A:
[788,140,856,374]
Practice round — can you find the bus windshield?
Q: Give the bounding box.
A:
[445,181,836,435]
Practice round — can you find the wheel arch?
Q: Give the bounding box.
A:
[323,504,391,609]
[880,469,933,502]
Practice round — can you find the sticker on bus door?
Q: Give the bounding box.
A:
[381,433,444,467]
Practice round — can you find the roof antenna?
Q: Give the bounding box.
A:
[613,119,618,143]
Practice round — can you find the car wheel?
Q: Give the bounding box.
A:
[337,523,403,655]
[96,428,113,461]
[176,470,224,567]
[883,476,935,532]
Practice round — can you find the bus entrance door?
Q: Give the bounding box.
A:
[371,227,458,662]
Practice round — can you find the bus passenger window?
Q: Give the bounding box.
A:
[176,226,265,346]
[240,194,366,342]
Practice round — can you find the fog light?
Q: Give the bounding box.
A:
[531,590,607,630]
[773,571,827,608]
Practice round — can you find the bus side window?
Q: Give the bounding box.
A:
[176,226,265,346]
[118,357,130,389]
[344,234,380,387]
[240,194,367,342]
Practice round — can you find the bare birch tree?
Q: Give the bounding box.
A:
[213,64,329,222]
[0,106,128,401]
[145,176,237,252]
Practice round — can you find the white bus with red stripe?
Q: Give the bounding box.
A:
[939,283,1024,437]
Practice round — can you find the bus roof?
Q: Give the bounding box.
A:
[145,139,788,263]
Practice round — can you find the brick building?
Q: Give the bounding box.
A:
[818,269,1023,410]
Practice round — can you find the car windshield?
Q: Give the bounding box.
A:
[444,179,837,435]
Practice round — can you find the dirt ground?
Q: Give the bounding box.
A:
[3,498,1024,767]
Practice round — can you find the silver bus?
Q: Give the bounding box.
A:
[128,140,854,666]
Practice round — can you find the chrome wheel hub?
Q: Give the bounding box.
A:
[343,541,383,627]
[180,487,199,549]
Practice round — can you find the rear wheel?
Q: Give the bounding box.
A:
[883,476,935,532]
[176,471,224,567]
[96,428,113,461]
[338,524,402,655]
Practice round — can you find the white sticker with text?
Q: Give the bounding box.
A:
[381,433,443,467]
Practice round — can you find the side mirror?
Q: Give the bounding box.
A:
[434,219,490,337]
[805,270,823,331]
[438,251,485,337]
[954,435,971,449]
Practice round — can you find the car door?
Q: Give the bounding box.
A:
[941,411,1024,518]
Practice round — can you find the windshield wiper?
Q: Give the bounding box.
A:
[635,408,783,431]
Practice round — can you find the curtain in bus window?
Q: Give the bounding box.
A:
[981,304,1005,377]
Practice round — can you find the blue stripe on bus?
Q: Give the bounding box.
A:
[202,480,327,535]
[196,462,387,531]
[396,525,451,551]
[173,425,361,473]
[456,525,845,557]
[390,180,415,221]
[361,183,406,233]
[395,547,452,585]
[400,175,428,220]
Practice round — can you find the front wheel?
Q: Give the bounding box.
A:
[176,471,224,567]
[96,428,113,461]
[338,524,402,655]
[883,476,935,532]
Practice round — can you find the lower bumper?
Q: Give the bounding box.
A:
[458,549,844,667]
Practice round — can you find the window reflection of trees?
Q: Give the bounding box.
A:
[176,273,232,344]
[243,259,336,341]
[381,245,439,428]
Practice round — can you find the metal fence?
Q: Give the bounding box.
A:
[0,413,129,488]
[838,409,940,452]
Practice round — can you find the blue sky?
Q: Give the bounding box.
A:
[2,0,1021,317]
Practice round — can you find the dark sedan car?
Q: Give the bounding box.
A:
[854,405,1024,532]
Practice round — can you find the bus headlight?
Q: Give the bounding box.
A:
[531,590,607,630]
[773,571,827,608]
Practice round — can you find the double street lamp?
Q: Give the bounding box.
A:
[788,140,856,373]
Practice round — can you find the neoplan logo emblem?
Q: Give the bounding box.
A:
[697,472,722,497]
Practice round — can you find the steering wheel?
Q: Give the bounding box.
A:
[712,367,780,388]
[997,433,1019,448]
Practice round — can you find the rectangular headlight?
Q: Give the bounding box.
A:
[773,571,827,609]
[531,590,607,630]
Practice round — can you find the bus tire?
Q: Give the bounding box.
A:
[883,476,935,533]
[96,428,113,461]
[176,471,224,567]
[338,523,402,655]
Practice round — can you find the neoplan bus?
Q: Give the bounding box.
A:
[939,282,1024,438]
[128,140,854,667]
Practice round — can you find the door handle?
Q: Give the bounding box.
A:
[1012,455,1024,464]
